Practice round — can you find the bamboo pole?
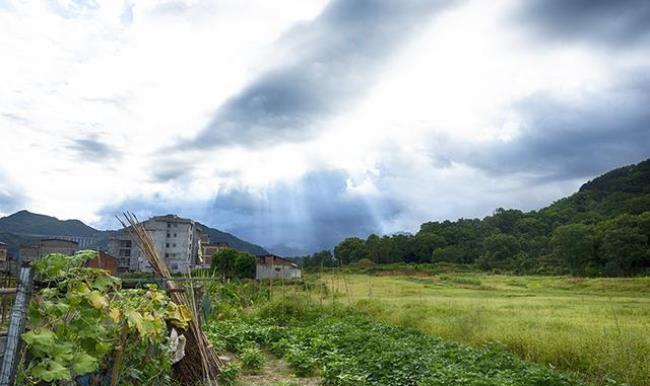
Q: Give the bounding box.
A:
[118,213,222,384]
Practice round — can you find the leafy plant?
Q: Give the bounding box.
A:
[240,345,265,372]
[218,363,241,386]
[22,251,192,385]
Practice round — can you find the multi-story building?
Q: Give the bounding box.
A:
[108,214,202,274]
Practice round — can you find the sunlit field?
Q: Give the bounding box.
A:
[314,271,650,386]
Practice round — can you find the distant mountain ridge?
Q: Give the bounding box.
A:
[0,210,268,257]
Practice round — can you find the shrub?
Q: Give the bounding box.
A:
[285,348,317,377]
[218,363,241,386]
[356,258,375,269]
[240,345,265,372]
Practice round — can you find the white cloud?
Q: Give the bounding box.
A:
[0,0,647,253]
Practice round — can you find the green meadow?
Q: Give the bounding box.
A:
[316,272,650,386]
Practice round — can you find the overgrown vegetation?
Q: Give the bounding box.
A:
[318,272,650,386]
[211,247,257,279]
[301,159,650,276]
[206,295,611,386]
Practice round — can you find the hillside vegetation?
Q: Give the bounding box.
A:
[304,159,650,276]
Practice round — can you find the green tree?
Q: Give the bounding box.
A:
[550,224,596,275]
[212,248,256,279]
[334,237,368,265]
[233,251,256,279]
[478,234,520,270]
[599,227,649,276]
[431,245,463,263]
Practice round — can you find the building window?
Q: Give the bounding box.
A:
[166,243,170,248]
[167,223,171,228]
[167,233,170,238]
[165,253,169,258]
[172,243,176,247]
[173,233,177,237]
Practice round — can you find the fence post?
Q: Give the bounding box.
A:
[0,264,33,386]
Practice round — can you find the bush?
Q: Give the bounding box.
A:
[356,258,375,269]
[240,345,265,372]
[285,348,317,377]
[218,363,241,386]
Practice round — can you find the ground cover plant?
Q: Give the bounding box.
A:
[206,293,621,386]
[317,272,649,386]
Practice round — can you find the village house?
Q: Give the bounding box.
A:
[256,254,302,280]
[19,238,79,262]
[85,251,119,276]
[108,214,203,274]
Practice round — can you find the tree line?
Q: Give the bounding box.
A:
[301,160,650,276]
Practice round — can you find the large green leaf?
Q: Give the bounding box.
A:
[92,274,121,292]
[30,359,71,382]
[72,352,98,375]
[22,329,56,352]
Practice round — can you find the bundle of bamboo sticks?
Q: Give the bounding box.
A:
[118,212,222,385]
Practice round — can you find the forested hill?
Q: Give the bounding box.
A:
[308,158,650,276]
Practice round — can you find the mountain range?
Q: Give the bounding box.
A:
[0,211,268,258]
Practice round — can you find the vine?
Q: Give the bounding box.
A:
[20,251,191,385]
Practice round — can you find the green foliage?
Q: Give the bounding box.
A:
[310,159,650,276]
[285,347,317,377]
[478,233,520,270]
[355,258,375,269]
[240,345,265,372]
[23,251,189,385]
[218,363,241,386]
[551,224,596,275]
[207,297,598,386]
[212,247,257,279]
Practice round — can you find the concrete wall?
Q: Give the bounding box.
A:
[256,264,302,280]
[19,239,78,263]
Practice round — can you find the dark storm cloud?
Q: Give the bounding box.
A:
[464,75,650,181]
[98,170,401,256]
[67,136,122,162]
[178,0,452,150]
[514,0,650,46]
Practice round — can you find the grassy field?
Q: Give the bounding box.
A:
[314,271,650,386]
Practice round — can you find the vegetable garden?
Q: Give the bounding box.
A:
[2,252,636,386]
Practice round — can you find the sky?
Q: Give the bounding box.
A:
[1,0,649,255]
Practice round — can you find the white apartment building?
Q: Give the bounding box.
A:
[108,214,202,274]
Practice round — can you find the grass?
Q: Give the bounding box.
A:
[207,297,595,386]
[315,271,650,386]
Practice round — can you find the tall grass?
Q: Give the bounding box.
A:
[320,272,650,386]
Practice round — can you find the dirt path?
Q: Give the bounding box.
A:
[238,354,320,386]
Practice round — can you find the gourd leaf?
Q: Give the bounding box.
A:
[89,291,109,310]
[30,359,71,382]
[22,329,56,352]
[72,352,98,375]
[92,274,121,292]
